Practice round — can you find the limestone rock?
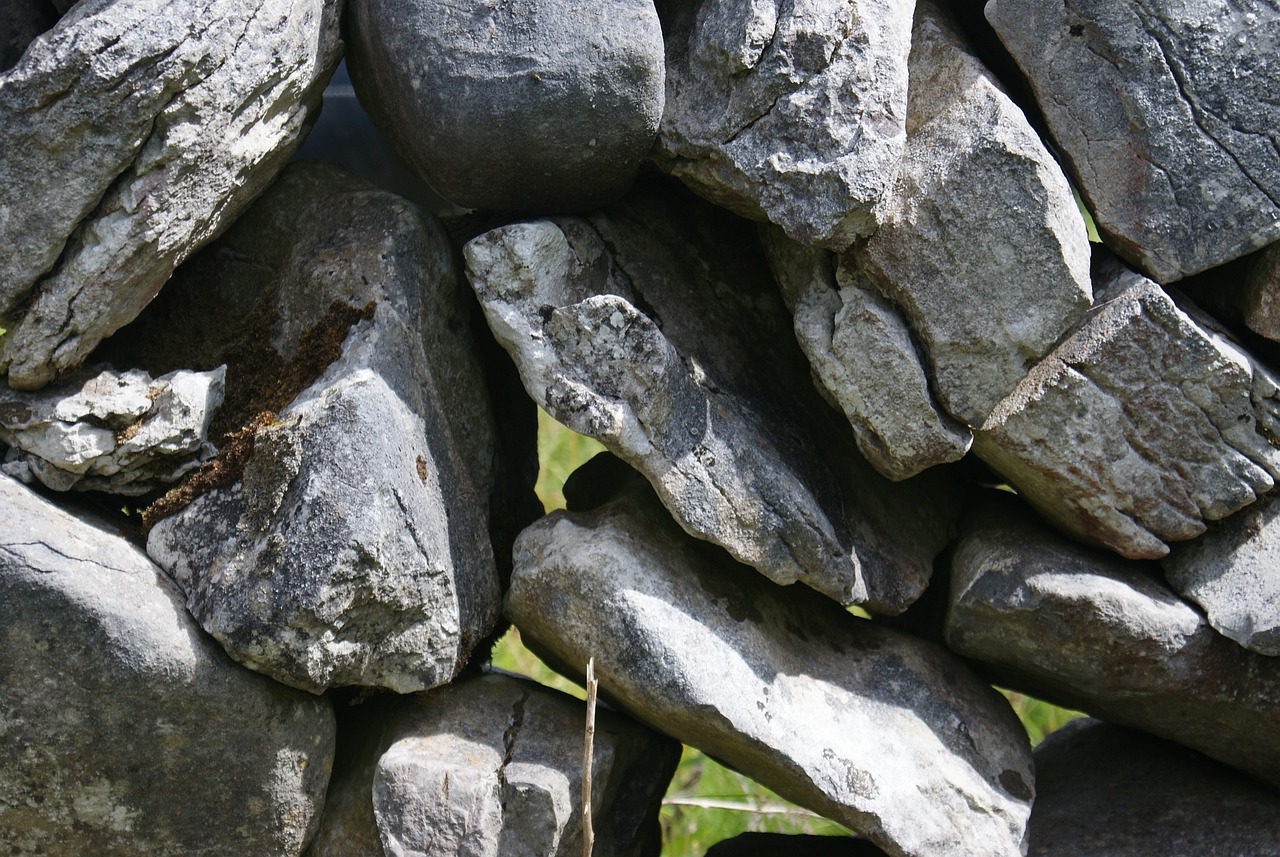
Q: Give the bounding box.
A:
[346,0,664,212]
[464,184,959,613]
[975,254,1280,559]
[0,0,342,389]
[654,0,912,250]
[144,163,502,694]
[0,474,336,856]
[986,0,1280,283]
[945,498,1280,790]
[508,482,1035,857]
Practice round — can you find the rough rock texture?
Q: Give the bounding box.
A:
[0,0,57,72]
[0,364,223,494]
[0,474,336,856]
[508,482,1035,857]
[1239,241,1280,342]
[987,0,1280,284]
[975,254,1280,559]
[0,0,342,389]
[465,184,960,613]
[946,498,1280,790]
[850,1,1093,427]
[1163,490,1280,656]
[144,163,502,694]
[1029,719,1280,856]
[763,226,971,480]
[346,0,664,212]
[654,0,913,250]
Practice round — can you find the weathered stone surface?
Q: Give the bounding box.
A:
[0,474,336,856]
[946,498,1280,790]
[850,1,1093,427]
[145,163,502,694]
[0,0,342,389]
[763,226,971,480]
[0,364,223,494]
[509,482,1035,857]
[1239,241,1280,342]
[347,0,664,212]
[465,184,960,613]
[1029,719,1280,855]
[987,0,1280,283]
[975,254,1280,559]
[0,0,57,72]
[654,0,912,250]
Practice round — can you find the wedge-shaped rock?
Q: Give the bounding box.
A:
[508,483,1034,857]
[654,0,913,250]
[946,499,1280,791]
[145,163,502,694]
[975,255,1280,559]
[0,0,341,389]
[465,185,958,612]
[0,475,335,856]
[987,0,1280,283]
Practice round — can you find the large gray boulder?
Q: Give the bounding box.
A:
[508,481,1035,857]
[946,498,1280,791]
[0,0,342,389]
[0,474,336,856]
[145,163,503,694]
[986,0,1280,283]
[654,0,913,251]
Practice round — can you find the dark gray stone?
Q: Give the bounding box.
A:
[1238,241,1280,342]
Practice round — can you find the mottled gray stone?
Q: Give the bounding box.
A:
[946,498,1280,790]
[508,482,1034,857]
[465,185,959,613]
[0,474,336,856]
[347,0,664,212]
[1029,719,1280,856]
[654,0,912,250]
[0,0,342,389]
[975,255,1280,559]
[851,1,1093,427]
[987,0,1280,283]
[1238,241,1280,342]
[145,163,502,694]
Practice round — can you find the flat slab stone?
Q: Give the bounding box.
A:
[508,481,1034,857]
[987,0,1280,283]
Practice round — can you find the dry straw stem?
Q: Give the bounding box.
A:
[582,657,598,857]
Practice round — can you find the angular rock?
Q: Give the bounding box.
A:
[986,0,1280,283]
[508,482,1035,857]
[975,254,1280,559]
[1029,719,1280,855]
[0,474,336,856]
[1238,241,1280,342]
[0,0,57,72]
[763,227,971,480]
[945,498,1280,790]
[347,0,664,212]
[849,1,1093,427]
[464,184,960,613]
[144,162,502,694]
[0,0,342,389]
[654,0,912,250]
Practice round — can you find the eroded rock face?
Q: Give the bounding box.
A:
[987,0,1280,283]
[508,482,1034,857]
[654,0,913,250]
[0,474,335,857]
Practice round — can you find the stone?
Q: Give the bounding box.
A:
[986,0,1280,284]
[346,0,664,212]
[0,0,57,72]
[464,183,960,614]
[974,254,1280,560]
[762,226,971,481]
[0,0,342,389]
[144,162,503,694]
[0,474,336,856]
[850,1,1093,427]
[1238,241,1280,342]
[945,497,1280,791]
[0,364,223,494]
[1028,719,1280,855]
[508,480,1035,857]
[653,0,912,250]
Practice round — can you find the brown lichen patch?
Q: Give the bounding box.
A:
[416,455,429,484]
[114,421,143,447]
